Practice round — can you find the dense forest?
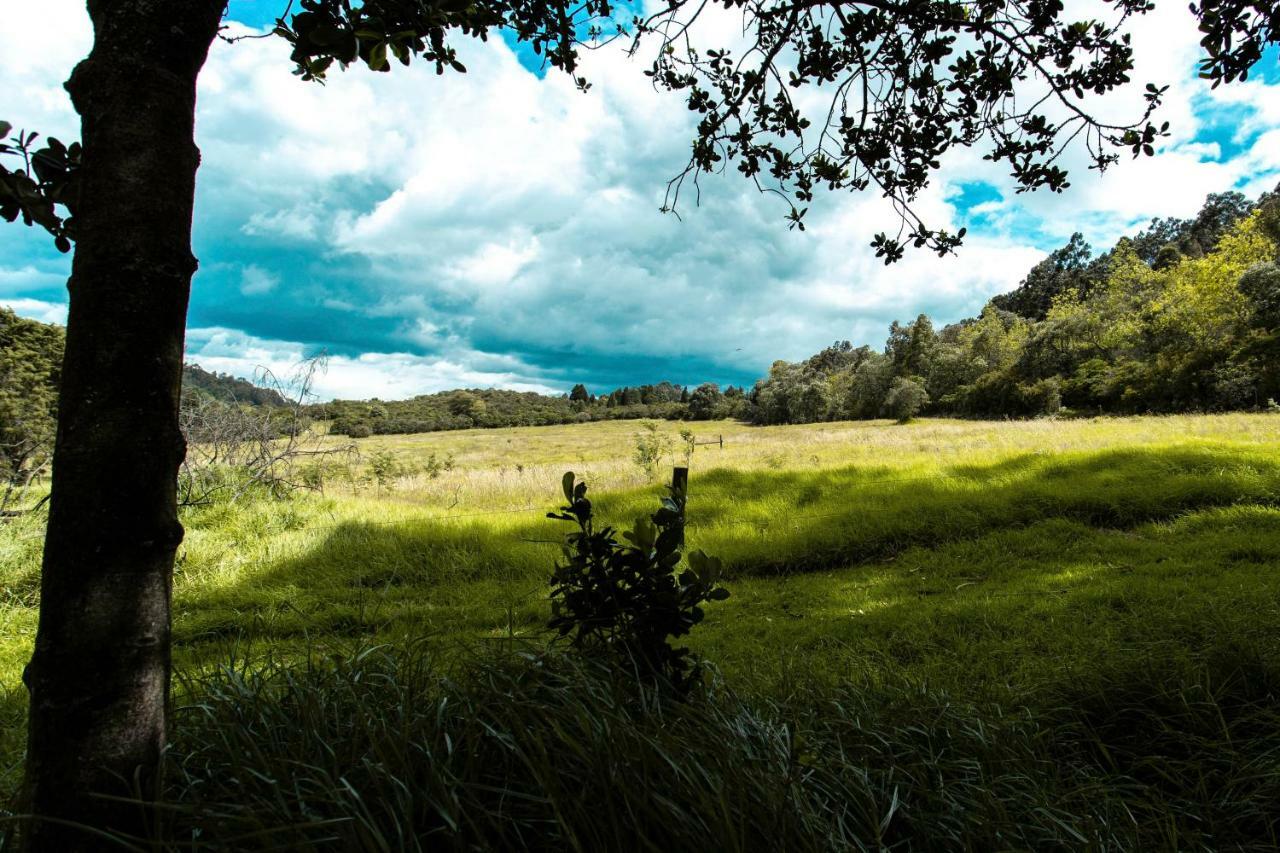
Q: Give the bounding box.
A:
[317,381,752,435]
[0,335,291,498]
[0,308,62,506]
[4,185,1279,452]
[752,186,1280,424]
[182,363,288,407]
[320,184,1280,435]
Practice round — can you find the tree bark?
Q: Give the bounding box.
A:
[20,2,224,849]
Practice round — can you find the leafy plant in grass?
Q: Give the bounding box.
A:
[679,428,696,465]
[423,450,455,479]
[367,450,402,489]
[547,471,728,693]
[632,421,672,480]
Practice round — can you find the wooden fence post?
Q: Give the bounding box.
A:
[672,466,688,547]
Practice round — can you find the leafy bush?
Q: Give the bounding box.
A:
[1210,361,1259,410]
[678,428,696,464]
[423,451,455,479]
[1020,376,1063,416]
[884,376,929,423]
[1239,262,1280,329]
[547,471,728,693]
[367,450,402,488]
[631,421,673,479]
[344,421,372,438]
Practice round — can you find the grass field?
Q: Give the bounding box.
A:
[3,413,1280,848]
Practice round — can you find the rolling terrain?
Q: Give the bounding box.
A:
[3,413,1280,847]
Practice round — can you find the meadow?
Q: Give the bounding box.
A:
[3,413,1280,849]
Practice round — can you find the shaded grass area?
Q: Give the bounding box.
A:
[2,417,1280,847]
[152,644,1280,851]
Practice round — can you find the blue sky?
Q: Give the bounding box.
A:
[2,3,1279,400]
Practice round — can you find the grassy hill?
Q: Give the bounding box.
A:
[3,414,1280,847]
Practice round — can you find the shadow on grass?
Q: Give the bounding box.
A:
[171,444,1280,653]
[697,505,1280,688]
[150,444,1280,849]
[688,444,1280,573]
[155,621,1280,851]
[0,684,27,807]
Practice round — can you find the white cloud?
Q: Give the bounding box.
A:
[0,2,90,140]
[444,234,542,289]
[239,264,280,295]
[3,2,1279,392]
[185,326,559,400]
[0,264,65,295]
[2,298,67,325]
[242,204,324,241]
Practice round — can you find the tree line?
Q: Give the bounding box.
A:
[182,363,288,407]
[321,381,752,435]
[319,186,1280,433]
[751,186,1280,425]
[0,347,297,509]
[7,181,1278,466]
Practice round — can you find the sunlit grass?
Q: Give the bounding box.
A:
[2,411,1280,843]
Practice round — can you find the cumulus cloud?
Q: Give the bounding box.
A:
[239,264,280,296]
[2,298,68,325]
[0,264,65,296]
[2,1,1278,397]
[185,326,561,400]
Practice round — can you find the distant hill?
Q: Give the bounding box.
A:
[0,318,290,491]
[313,380,755,437]
[182,363,288,407]
[750,183,1280,424]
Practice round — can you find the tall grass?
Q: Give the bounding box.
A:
[2,414,1280,847]
[121,644,1276,851]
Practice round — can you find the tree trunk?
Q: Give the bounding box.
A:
[20,2,224,849]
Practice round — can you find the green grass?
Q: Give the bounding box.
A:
[3,413,1280,847]
[147,643,1279,851]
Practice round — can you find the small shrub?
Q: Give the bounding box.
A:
[423,451,455,479]
[1210,362,1258,410]
[547,471,728,693]
[367,450,402,489]
[1239,262,1280,329]
[632,421,673,479]
[884,376,929,423]
[1022,377,1063,416]
[299,462,328,492]
[678,428,696,464]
